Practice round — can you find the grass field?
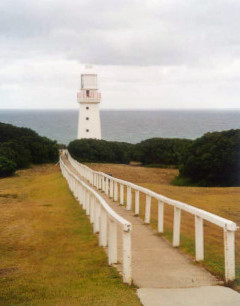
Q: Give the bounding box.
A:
[88,163,240,291]
[0,164,140,305]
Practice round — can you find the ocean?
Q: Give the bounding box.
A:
[0,109,239,144]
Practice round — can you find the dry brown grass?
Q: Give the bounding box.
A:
[88,163,240,290]
[0,164,140,305]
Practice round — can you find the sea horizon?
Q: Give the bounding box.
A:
[1,108,240,111]
[1,109,240,145]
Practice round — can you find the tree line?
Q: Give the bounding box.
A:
[68,129,240,187]
[0,122,59,177]
[1,122,238,187]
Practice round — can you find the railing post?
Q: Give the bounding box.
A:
[110,180,113,198]
[158,201,164,233]
[95,173,97,187]
[108,220,118,264]
[86,191,90,215]
[126,187,132,210]
[105,178,109,195]
[134,190,139,216]
[77,182,81,203]
[114,182,118,202]
[94,199,100,233]
[82,188,86,210]
[224,229,235,282]
[99,208,107,247]
[96,174,98,189]
[89,195,94,223]
[98,174,102,190]
[122,230,132,284]
[195,216,204,261]
[120,184,124,205]
[173,207,181,247]
[79,184,83,206]
[101,176,105,192]
[145,195,151,224]
[81,186,84,207]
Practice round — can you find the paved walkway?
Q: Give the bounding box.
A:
[63,156,240,305]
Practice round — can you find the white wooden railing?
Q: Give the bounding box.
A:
[66,152,238,283]
[60,154,132,284]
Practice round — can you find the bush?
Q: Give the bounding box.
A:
[132,138,193,166]
[68,139,133,164]
[177,129,240,186]
[0,156,17,177]
[20,136,59,164]
[0,122,59,177]
[0,141,31,169]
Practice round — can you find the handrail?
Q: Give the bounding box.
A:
[62,160,131,231]
[68,153,236,231]
[66,151,237,283]
[68,153,237,230]
[59,154,132,284]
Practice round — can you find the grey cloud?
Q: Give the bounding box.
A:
[1,0,239,66]
[0,0,240,110]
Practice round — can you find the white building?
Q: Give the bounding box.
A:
[77,65,101,139]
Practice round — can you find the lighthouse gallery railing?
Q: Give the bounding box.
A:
[66,152,238,283]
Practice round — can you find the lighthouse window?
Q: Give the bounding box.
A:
[86,129,89,132]
[86,106,89,110]
[86,117,89,120]
[86,90,90,97]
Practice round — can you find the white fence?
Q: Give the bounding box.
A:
[66,152,238,283]
[60,155,132,284]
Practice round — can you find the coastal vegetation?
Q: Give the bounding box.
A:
[132,137,193,167]
[175,129,240,187]
[68,138,133,164]
[0,164,140,305]
[68,129,240,187]
[0,122,58,177]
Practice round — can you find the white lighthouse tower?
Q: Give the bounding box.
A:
[77,65,101,139]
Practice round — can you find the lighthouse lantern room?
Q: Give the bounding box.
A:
[77,65,101,139]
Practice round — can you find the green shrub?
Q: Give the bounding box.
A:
[0,156,17,177]
[132,138,193,166]
[68,139,133,164]
[0,122,59,177]
[177,129,240,186]
[0,141,31,169]
[20,135,59,164]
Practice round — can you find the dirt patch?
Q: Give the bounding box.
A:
[0,267,17,277]
[0,194,18,199]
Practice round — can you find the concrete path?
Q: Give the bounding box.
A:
[137,286,240,306]
[63,156,240,305]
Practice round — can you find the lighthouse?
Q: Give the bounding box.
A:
[77,65,101,139]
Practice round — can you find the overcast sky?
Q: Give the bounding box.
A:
[0,0,240,110]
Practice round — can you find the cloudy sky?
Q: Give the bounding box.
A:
[0,0,240,110]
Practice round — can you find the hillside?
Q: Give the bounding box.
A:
[0,164,140,305]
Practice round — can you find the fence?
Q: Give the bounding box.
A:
[66,151,238,283]
[60,154,132,284]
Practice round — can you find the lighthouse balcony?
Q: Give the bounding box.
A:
[77,91,101,103]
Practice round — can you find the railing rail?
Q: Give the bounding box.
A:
[60,154,132,284]
[66,151,238,283]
